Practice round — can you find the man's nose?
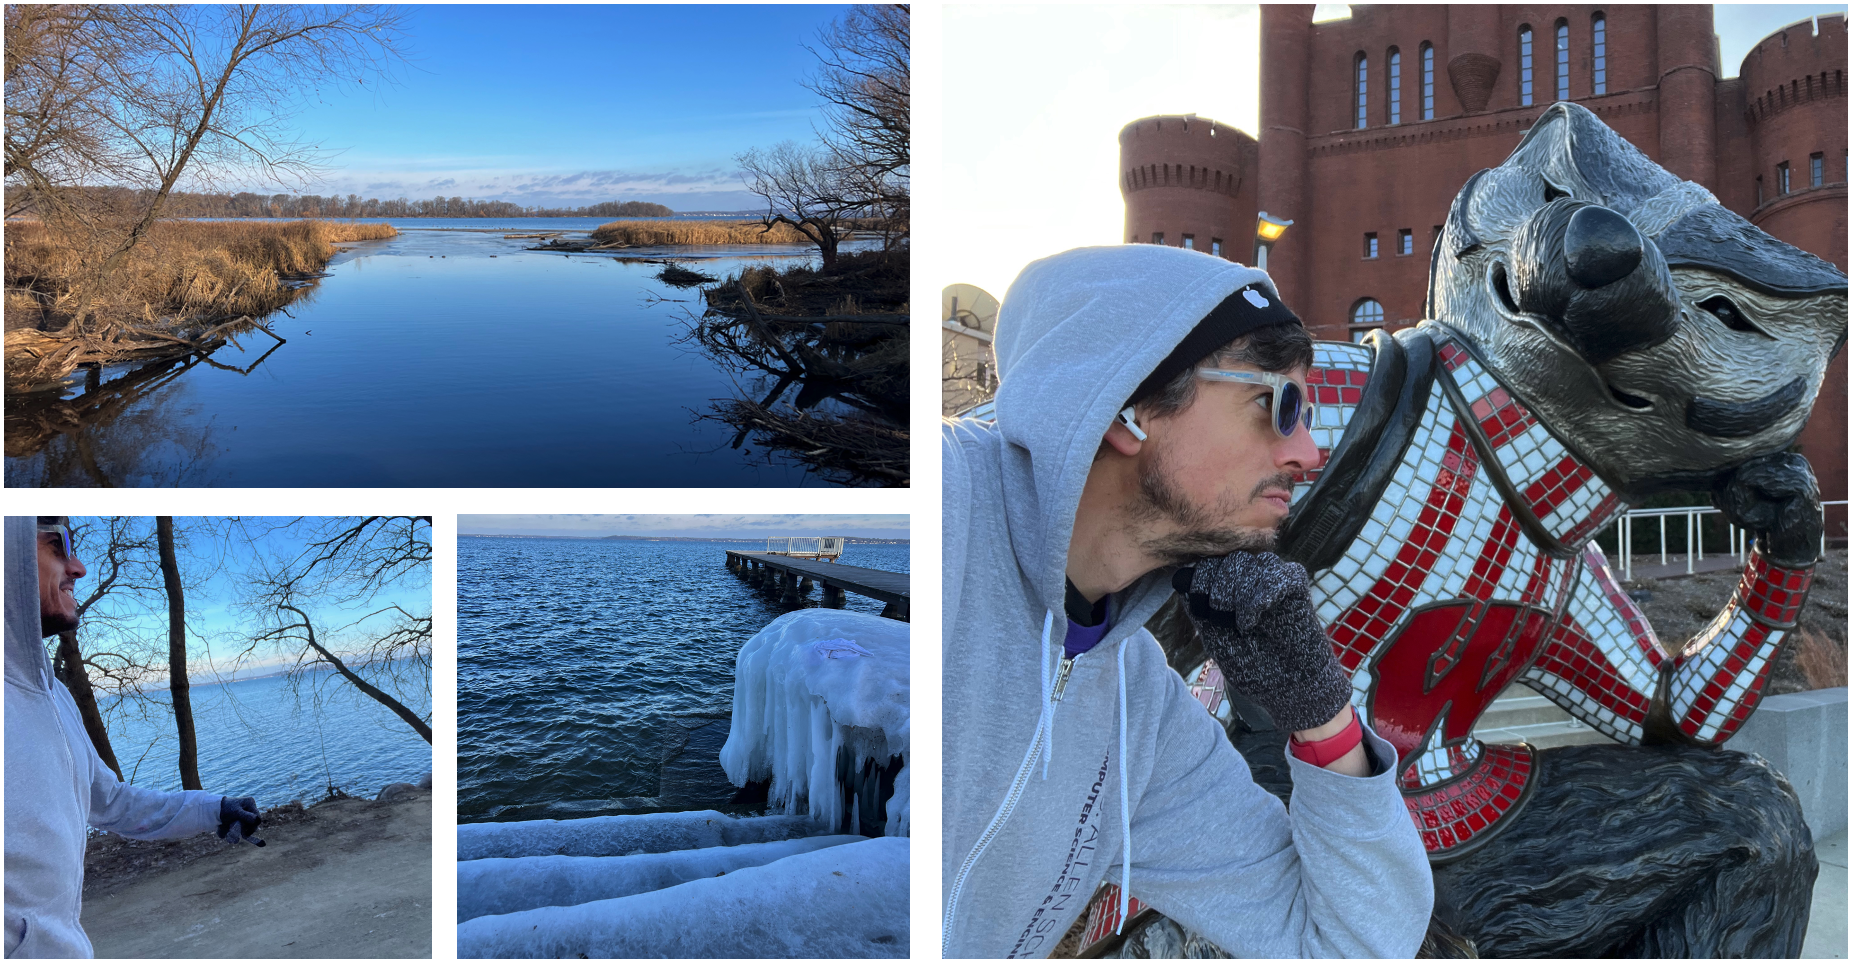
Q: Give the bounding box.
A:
[1277,421,1322,471]
[67,554,86,580]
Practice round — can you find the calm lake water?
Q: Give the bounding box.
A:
[6,218,845,486]
[100,663,432,808]
[457,536,909,821]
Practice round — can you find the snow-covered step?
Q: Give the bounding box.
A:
[457,834,867,922]
[457,810,820,861]
[457,836,909,958]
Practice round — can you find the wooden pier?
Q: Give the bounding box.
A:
[724,550,909,621]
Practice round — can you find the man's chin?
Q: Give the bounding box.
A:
[1140,525,1279,566]
[40,613,78,638]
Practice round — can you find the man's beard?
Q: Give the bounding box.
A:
[41,610,77,637]
[1131,448,1289,566]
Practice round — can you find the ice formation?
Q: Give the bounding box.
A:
[456,810,818,861]
[456,836,909,958]
[456,835,865,922]
[720,609,910,836]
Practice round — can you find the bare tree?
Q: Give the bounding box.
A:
[738,141,864,272]
[803,4,909,251]
[156,516,202,789]
[230,516,432,745]
[4,4,408,337]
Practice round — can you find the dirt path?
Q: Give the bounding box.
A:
[80,790,430,958]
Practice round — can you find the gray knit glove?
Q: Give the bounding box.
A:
[1172,552,1353,734]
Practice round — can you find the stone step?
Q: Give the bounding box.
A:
[1472,684,1616,749]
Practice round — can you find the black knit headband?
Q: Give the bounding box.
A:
[1127,283,1303,407]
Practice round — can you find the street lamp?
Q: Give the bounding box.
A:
[1256,211,1294,270]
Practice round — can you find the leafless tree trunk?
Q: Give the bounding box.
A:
[52,629,121,779]
[156,516,201,790]
[281,604,430,744]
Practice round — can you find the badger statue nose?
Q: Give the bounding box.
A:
[1564,206,1643,289]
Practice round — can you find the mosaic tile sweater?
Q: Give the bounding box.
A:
[940,245,1432,958]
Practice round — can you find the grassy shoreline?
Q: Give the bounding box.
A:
[5,219,396,386]
[590,219,808,246]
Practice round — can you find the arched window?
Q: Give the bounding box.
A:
[1591,13,1607,94]
[1355,52,1369,128]
[1351,299,1385,341]
[1555,21,1569,100]
[1388,48,1402,124]
[1519,26,1535,106]
[1420,43,1436,119]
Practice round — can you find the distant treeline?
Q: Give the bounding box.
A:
[6,185,672,220]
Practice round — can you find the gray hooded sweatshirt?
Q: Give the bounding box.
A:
[942,246,1433,958]
[4,516,222,958]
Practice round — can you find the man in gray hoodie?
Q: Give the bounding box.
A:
[943,245,1432,957]
[4,516,262,958]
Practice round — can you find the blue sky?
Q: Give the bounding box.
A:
[269,5,853,211]
[67,517,431,683]
[460,514,911,540]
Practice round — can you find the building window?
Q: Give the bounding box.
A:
[1811,152,1824,187]
[1364,232,1379,259]
[1592,14,1607,94]
[1420,43,1435,119]
[1777,161,1790,195]
[1388,48,1402,124]
[1555,21,1569,100]
[1152,232,1165,245]
[1356,53,1369,129]
[1519,26,1535,106]
[1182,234,1195,250]
[1211,238,1224,258]
[1756,176,1764,205]
[1351,298,1385,341]
[1398,229,1413,255]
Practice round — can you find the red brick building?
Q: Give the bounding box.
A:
[1120,4,1847,517]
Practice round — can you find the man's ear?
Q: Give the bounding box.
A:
[1103,418,1145,457]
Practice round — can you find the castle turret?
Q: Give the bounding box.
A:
[1258,4,1314,311]
[1119,115,1256,264]
[1656,5,1720,188]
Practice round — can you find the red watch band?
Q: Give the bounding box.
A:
[1289,709,1364,768]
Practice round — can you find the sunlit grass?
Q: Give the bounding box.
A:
[4,219,398,330]
[589,219,809,246]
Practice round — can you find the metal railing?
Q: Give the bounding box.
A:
[1610,501,1848,581]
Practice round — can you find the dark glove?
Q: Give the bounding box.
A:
[1712,452,1823,568]
[218,796,263,846]
[1172,552,1353,734]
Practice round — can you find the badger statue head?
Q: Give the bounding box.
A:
[1429,102,1846,500]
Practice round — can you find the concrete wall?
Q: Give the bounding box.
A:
[1729,687,1848,839]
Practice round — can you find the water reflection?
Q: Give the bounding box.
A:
[682,253,909,487]
[5,224,878,487]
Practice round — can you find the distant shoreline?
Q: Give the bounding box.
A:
[461,533,909,544]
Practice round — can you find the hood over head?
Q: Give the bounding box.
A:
[6,515,52,691]
[991,245,1283,615]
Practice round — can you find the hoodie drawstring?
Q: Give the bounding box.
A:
[1115,635,1133,934]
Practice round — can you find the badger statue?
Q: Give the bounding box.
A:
[1084,103,1846,957]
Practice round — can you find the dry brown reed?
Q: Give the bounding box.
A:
[1792,628,1849,690]
[589,219,808,246]
[5,219,397,332]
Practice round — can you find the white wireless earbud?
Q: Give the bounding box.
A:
[1117,405,1147,441]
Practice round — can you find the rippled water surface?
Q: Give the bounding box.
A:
[7,220,832,486]
[101,664,432,808]
[457,536,909,821]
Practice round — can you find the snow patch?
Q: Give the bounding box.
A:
[456,835,866,922]
[456,836,909,958]
[719,610,909,835]
[456,810,818,861]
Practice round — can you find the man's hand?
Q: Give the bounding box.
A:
[1172,552,1354,736]
[1712,453,1823,568]
[217,796,263,846]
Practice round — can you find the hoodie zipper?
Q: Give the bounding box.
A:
[943,655,1074,951]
